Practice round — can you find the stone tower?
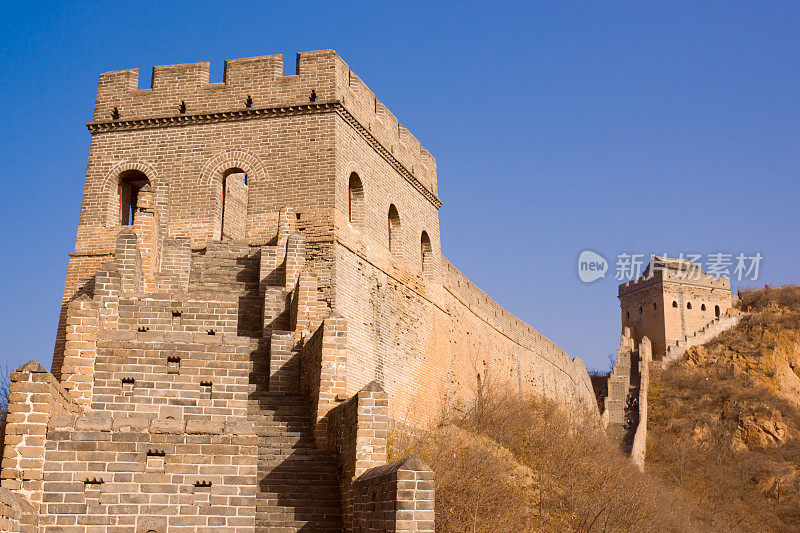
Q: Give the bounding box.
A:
[618,256,734,359]
[0,50,599,531]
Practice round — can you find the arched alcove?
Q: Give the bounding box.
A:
[218,167,247,240]
[348,172,365,227]
[388,204,401,256]
[420,230,432,273]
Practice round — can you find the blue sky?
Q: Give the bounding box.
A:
[1,1,798,373]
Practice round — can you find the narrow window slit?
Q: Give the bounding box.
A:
[122,377,135,395]
[146,450,166,471]
[167,356,181,374]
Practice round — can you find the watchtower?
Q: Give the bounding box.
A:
[55,50,443,377]
[618,256,733,359]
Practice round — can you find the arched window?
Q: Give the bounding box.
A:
[388,204,401,256]
[701,303,707,311]
[715,305,721,318]
[687,302,693,309]
[672,301,678,308]
[348,172,364,226]
[118,170,150,226]
[220,168,247,240]
[420,231,432,273]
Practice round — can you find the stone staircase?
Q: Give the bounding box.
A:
[188,242,263,337]
[228,242,343,532]
[605,346,641,452]
[110,239,344,531]
[662,312,743,367]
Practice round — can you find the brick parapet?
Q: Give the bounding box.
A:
[326,381,394,531]
[440,259,598,410]
[300,314,348,447]
[114,228,142,294]
[131,185,159,292]
[88,51,439,207]
[60,295,101,408]
[618,269,731,297]
[351,455,435,532]
[1,360,80,509]
[631,337,651,471]
[40,415,257,530]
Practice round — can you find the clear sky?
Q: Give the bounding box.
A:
[1,1,798,374]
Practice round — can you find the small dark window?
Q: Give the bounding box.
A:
[687,302,693,309]
[701,303,707,311]
[118,170,149,225]
[715,305,721,318]
[639,306,643,315]
[626,311,630,320]
[672,301,678,308]
[653,302,657,310]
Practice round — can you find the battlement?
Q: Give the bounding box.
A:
[618,256,731,296]
[91,49,438,196]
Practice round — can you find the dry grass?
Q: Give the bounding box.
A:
[739,285,800,313]
[648,365,800,532]
[393,392,712,532]
[646,285,800,532]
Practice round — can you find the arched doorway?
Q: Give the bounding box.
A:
[118,170,150,226]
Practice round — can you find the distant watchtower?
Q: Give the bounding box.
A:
[618,256,733,359]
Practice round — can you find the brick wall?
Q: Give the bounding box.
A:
[40,414,257,531]
[630,336,651,471]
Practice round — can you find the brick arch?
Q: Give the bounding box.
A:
[198,149,267,187]
[101,160,159,226]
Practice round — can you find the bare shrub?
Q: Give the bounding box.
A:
[738,285,800,313]
[589,370,610,408]
[0,364,10,459]
[648,363,800,532]
[394,391,712,532]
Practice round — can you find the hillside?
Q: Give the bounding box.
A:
[392,392,719,532]
[647,285,800,531]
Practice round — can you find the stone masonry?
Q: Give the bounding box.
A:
[609,256,739,469]
[1,50,599,531]
[619,256,735,360]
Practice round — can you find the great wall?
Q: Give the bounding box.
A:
[0,50,600,532]
[605,256,740,468]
